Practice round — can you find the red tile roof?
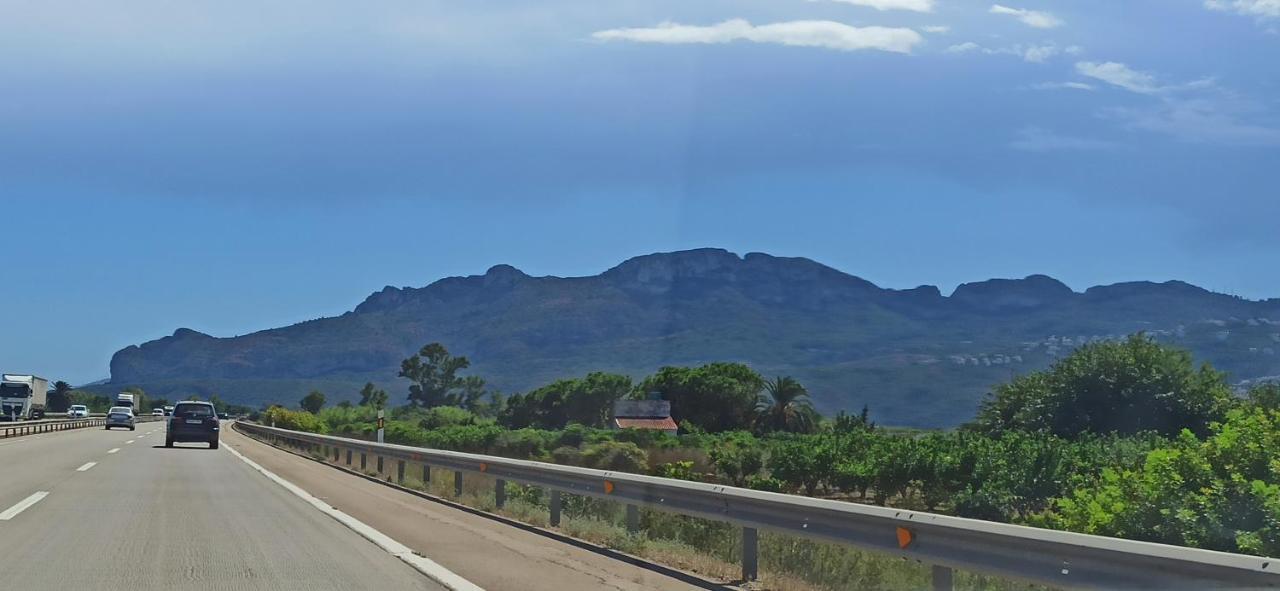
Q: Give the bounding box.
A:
[613,417,678,431]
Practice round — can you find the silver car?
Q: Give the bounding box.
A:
[105,406,135,431]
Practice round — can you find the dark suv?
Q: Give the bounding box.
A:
[165,401,220,449]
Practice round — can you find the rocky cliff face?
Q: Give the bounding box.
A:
[106,248,1280,427]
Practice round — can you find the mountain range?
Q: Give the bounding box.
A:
[101,248,1280,427]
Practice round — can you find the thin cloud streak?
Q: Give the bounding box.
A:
[592,19,923,54]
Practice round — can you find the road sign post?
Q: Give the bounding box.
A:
[376,409,385,444]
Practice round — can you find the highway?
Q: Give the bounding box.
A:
[0,422,712,591]
[0,424,444,590]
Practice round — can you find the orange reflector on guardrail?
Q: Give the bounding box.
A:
[479,463,488,472]
[604,480,615,494]
[897,527,914,549]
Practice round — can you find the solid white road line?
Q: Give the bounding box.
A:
[107,448,120,454]
[0,492,49,520]
[222,443,483,591]
[76,462,97,472]
[125,440,134,444]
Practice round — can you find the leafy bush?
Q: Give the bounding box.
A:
[972,334,1232,438]
[492,428,557,460]
[581,441,648,472]
[652,461,699,481]
[707,432,764,486]
[746,475,785,492]
[262,406,328,434]
[1040,408,1280,556]
[420,406,477,430]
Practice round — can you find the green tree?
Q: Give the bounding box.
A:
[398,342,486,408]
[358,382,388,409]
[500,373,631,429]
[638,363,764,432]
[972,334,1232,437]
[48,381,73,412]
[1041,407,1280,557]
[755,376,818,433]
[767,435,836,495]
[149,398,170,411]
[299,390,326,414]
[209,394,227,413]
[1246,382,1280,411]
[708,433,764,486]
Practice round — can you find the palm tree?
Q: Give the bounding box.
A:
[49,381,74,412]
[756,376,817,433]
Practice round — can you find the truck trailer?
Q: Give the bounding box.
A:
[0,374,49,420]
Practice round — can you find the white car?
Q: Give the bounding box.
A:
[67,405,89,418]
[105,406,135,431]
[152,408,165,417]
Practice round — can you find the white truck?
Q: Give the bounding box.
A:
[1,374,49,421]
[116,392,135,410]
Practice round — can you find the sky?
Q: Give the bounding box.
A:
[1,0,1277,384]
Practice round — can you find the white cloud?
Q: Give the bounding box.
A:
[1112,98,1280,146]
[945,42,981,53]
[1204,0,1280,18]
[989,4,1063,28]
[922,25,951,33]
[945,42,1070,63]
[829,0,935,11]
[1074,59,1280,146]
[1021,45,1059,63]
[1031,81,1096,91]
[591,19,923,54]
[1075,61,1160,94]
[1010,127,1118,151]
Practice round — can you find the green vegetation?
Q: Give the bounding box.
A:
[48,381,73,412]
[502,372,631,429]
[973,334,1233,437]
[358,382,388,409]
[263,336,1280,569]
[299,390,326,414]
[637,362,764,432]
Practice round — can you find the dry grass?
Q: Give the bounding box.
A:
[295,441,1041,591]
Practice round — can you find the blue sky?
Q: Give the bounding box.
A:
[1,0,1277,383]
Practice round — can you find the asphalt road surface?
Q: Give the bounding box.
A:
[222,425,709,591]
[0,424,443,590]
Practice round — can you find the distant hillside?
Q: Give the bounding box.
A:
[102,248,1280,427]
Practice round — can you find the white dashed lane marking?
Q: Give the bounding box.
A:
[0,492,48,521]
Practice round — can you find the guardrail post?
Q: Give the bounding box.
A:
[626,504,640,533]
[931,565,953,591]
[454,471,463,497]
[423,464,431,483]
[377,456,384,474]
[742,527,759,582]
[495,479,506,508]
[361,453,367,470]
[397,460,405,484]
[346,449,352,465]
[549,490,562,526]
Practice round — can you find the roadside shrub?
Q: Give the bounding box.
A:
[262,406,328,434]
[652,461,699,481]
[492,428,556,460]
[581,441,648,472]
[551,445,584,466]
[420,406,477,430]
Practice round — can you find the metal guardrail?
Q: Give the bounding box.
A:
[0,415,163,439]
[0,418,106,437]
[235,422,1280,590]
